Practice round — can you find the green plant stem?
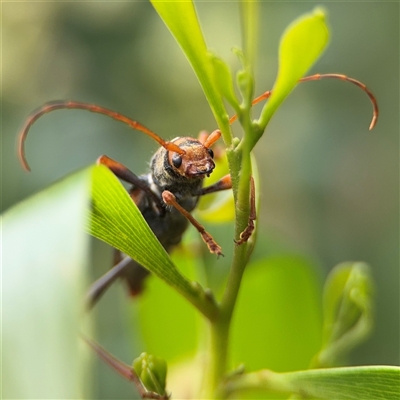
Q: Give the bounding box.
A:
[202,318,229,399]
[221,149,253,314]
[203,242,250,397]
[201,146,253,398]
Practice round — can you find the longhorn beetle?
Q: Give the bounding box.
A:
[18,73,378,309]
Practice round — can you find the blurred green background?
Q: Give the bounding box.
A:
[3,1,398,399]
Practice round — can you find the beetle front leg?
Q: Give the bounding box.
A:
[162,190,223,257]
[198,174,232,196]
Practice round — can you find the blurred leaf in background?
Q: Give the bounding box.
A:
[2,169,92,398]
[313,262,374,368]
[231,255,322,373]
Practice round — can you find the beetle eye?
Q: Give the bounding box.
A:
[172,153,182,168]
[207,148,214,158]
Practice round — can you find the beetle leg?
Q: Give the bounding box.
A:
[86,253,150,309]
[198,174,232,196]
[235,176,256,245]
[85,255,133,310]
[97,155,164,214]
[162,190,223,257]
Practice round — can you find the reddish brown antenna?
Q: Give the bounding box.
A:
[229,73,379,130]
[18,101,185,171]
[203,129,222,148]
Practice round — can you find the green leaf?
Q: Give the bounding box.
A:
[133,352,168,396]
[223,366,400,400]
[313,262,374,367]
[231,256,322,373]
[240,0,258,69]
[132,249,201,362]
[2,169,92,399]
[256,8,329,142]
[210,55,240,112]
[89,164,217,319]
[197,190,235,224]
[236,68,255,112]
[150,0,231,144]
[90,165,174,284]
[237,0,258,110]
[284,366,400,400]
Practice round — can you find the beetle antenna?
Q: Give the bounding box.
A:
[18,101,185,171]
[203,129,222,148]
[299,74,378,130]
[229,73,378,130]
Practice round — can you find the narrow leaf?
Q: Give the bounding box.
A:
[90,165,175,283]
[224,366,400,400]
[284,366,400,400]
[89,164,217,319]
[150,0,231,144]
[240,0,258,69]
[211,55,240,112]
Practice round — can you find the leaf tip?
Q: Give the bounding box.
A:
[311,6,328,21]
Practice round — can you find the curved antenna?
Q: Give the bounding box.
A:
[18,101,185,171]
[229,73,379,130]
